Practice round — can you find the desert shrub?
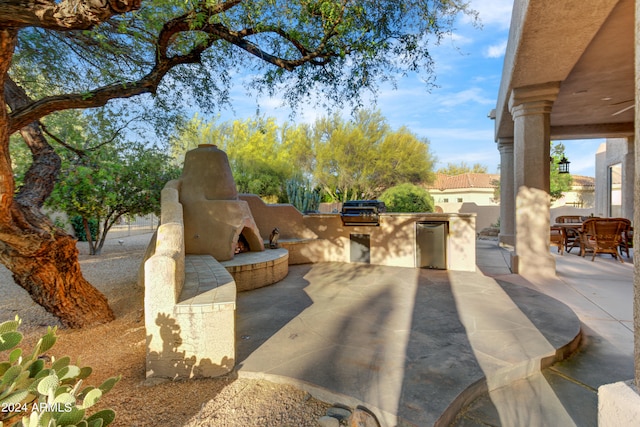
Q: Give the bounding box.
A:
[379,183,434,213]
[69,216,99,242]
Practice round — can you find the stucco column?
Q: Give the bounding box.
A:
[497,138,515,247]
[622,137,635,221]
[508,82,560,277]
[635,0,640,390]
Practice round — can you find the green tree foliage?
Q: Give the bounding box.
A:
[69,216,99,242]
[8,0,477,136]
[170,110,437,204]
[169,115,301,202]
[379,183,434,213]
[312,110,436,202]
[47,142,179,255]
[550,142,573,201]
[437,161,488,175]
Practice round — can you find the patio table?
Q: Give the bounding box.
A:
[553,222,585,255]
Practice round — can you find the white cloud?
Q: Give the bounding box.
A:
[485,40,508,58]
[464,0,513,29]
[447,32,474,45]
[437,88,495,108]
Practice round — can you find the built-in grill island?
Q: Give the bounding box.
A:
[340,200,386,226]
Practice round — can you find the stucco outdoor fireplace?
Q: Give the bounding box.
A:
[179,144,264,261]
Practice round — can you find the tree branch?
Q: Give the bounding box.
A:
[7,0,345,131]
[0,0,141,31]
[8,50,199,132]
[5,77,61,209]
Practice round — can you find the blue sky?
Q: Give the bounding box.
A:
[214,0,602,177]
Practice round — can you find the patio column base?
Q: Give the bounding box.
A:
[598,380,640,427]
[499,233,515,247]
[510,252,556,277]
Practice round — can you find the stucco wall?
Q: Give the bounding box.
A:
[144,180,236,379]
[430,189,498,206]
[595,138,635,220]
[598,381,640,427]
[239,195,476,271]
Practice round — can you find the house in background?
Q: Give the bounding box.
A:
[551,174,595,209]
[426,173,500,206]
[595,138,633,219]
[425,173,500,233]
[425,172,594,231]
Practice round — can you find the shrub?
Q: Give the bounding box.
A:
[0,316,120,427]
[69,216,98,242]
[379,183,434,213]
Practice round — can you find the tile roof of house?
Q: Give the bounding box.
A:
[571,175,595,187]
[426,173,500,191]
[425,173,595,191]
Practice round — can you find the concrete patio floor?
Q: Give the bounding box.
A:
[455,241,634,426]
[234,239,633,426]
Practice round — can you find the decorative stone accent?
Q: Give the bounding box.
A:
[326,405,352,422]
[220,248,289,292]
[349,407,381,427]
[319,404,380,427]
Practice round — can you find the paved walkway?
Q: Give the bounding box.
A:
[234,239,633,426]
[455,240,634,426]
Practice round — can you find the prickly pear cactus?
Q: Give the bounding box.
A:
[0,316,120,427]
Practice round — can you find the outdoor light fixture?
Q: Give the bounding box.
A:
[558,156,570,174]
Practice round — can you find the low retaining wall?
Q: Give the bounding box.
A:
[240,195,476,271]
[143,180,236,379]
[220,248,289,292]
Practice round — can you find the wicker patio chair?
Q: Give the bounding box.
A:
[619,226,633,258]
[582,218,629,263]
[550,226,565,255]
[555,215,583,224]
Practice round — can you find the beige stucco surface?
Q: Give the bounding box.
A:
[144,180,237,379]
[240,195,476,272]
[598,381,640,427]
[179,145,264,261]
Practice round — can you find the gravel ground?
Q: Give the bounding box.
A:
[0,233,332,427]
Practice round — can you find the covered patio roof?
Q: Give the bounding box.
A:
[494,0,635,141]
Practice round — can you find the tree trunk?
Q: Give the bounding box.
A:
[1,32,114,328]
[82,216,98,255]
[0,228,114,328]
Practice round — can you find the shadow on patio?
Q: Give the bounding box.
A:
[232,238,631,426]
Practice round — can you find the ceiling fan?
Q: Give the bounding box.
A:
[611,99,634,116]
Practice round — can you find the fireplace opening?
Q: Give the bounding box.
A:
[235,233,250,254]
[234,226,264,255]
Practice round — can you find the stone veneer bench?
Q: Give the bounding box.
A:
[179,255,236,312]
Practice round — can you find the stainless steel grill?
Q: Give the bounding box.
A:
[340,200,386,226]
